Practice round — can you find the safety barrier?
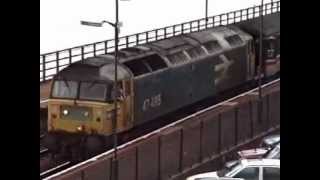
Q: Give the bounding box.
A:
[40,1,280,82]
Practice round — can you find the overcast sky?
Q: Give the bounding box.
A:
[40,0,267,54]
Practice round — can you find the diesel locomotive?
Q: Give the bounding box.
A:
[44,14,280,158]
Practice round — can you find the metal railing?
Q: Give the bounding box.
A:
[40,0,280,82]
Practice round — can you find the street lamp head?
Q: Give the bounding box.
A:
[81,20,117,27]
[81,21,104,27]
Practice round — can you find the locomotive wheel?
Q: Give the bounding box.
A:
[84,136,104,159]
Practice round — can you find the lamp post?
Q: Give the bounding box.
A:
[205,0,208,26]
[81,20,121,179]
[258,0,264,99]
[258,0,264,123]
[205,0,208,20]
[81,1,124,180]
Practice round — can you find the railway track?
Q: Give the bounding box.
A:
[40,161,71,179]
[40,147,49,157]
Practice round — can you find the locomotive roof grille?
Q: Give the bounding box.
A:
[186,46,206,59]
[167,51,190,65]
[82,57,111,67]
[123,54,167,77]
[225,35,243,46]
[120,46,151,55]
[203,41,222,54]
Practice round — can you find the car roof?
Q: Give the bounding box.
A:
[262,134,280,146]
[187,172,219,179]
[187,172,244,180]
[241,159,280,166]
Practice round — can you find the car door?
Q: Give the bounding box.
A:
[232,166,260,180]
[262,167,280,180]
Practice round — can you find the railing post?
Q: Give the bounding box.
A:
[56,52,60,74]
[105,41,108,54]
[136,34,139,45]
[126,37,129,48]
[227,13,230,25]
[212,16,215,27]
[81,46,85,60]
[164,28,167,38]
[155,29,159,40]
[42,55,46,82]
[181,24,184,34]
[146,32,149,43]
[69,49,72,65]
[93,43,97,56]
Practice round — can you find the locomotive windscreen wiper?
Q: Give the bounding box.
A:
[62,78,71,90]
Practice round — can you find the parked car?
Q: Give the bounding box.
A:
[260,134,280,149]
[186,159,280,180]
[186,175,244,180]
[237,148,269,159]
[235,134,280,160]
[237,142,280,160]
[264,143,280,159]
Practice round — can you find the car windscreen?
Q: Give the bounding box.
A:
[52,80,78,99]
[218,161,242,177]
[79,82,107,101]
[265,144,280,159]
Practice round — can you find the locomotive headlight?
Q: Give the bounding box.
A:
[62,109,69,116]
[77,125,85,132]
[83,111,89,117]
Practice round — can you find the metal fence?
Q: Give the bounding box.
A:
[44,79,280,180]
[40,1,280,82]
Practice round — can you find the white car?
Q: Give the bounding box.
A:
[186,159,280,180]
[264,143,280,159]
[260,134,280,149]
[237,143,280,160]
[186,175,243,180]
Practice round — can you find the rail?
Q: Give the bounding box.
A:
[40,0,280,82]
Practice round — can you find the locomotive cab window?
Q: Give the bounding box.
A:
[144,54,167,71]
[225,35,243,46]
[265,38,276,59]
[52,80,78,99]
[79,82,107,101]
[124,59,151,77]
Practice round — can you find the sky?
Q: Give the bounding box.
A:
[40,0,268,54]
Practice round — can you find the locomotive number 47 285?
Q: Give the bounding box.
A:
[142,94,162,111]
